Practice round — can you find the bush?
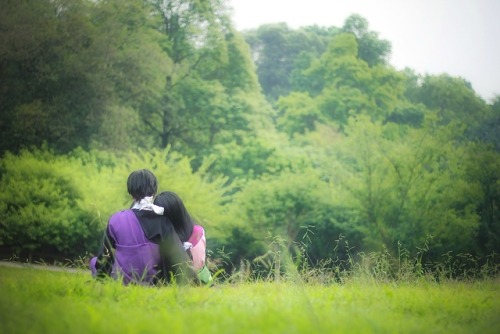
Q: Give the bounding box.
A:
[0,147,232,262]
[0,150,101,261]
[221,168,363,270]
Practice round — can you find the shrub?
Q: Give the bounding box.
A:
[0,147,232,262]
[0,150,101,261]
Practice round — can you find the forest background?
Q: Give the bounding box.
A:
[1,0,499,278]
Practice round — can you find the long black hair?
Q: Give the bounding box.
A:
[154,191,194,242]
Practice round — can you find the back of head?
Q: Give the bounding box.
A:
[154,191,194,241]
[127,169,158,201]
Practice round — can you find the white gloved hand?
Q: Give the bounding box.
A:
[151,204,164,215]
[140,203,164,215]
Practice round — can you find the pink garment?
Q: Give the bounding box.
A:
[187,225,207,271]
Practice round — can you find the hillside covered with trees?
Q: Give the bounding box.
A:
[1,0,498,276]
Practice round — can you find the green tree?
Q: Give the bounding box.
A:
[342,14,391,67]
[244,23,335,101]
[142,0,271,160]
[87,0,171,150]
[230,168,360,264]
[332,116,480,255]
[462,144,500,257]
[466,96,500,150]
[409,74,488,128]
[0,0,96,153]
[147,0,228,148]
[276,92,322,137]
[301,33,405,128]
[0,0,170,153]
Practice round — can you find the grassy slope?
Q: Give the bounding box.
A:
[0,266,498,334]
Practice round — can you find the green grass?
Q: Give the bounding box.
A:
[0,266,498,334]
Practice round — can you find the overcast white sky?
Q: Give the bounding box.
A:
[228,0,500,102]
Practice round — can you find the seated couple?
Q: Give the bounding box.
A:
[90,169,212,286]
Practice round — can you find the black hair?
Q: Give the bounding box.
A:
[127,169,158,201]
[154,191,194,242]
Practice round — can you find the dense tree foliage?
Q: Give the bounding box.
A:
[244,23,337,101]
[0,0,267,157]
[341,14,391,67]
[0,0,172,152]
[0,2,498,273]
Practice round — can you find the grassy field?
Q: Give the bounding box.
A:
[0,265,498,334]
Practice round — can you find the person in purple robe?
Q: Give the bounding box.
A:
[89,169,199,285]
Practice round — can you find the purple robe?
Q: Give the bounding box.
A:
[90,209,195,285]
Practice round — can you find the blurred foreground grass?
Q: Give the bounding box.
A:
[0,266,498,334]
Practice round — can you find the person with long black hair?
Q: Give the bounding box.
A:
[154,191,212,284]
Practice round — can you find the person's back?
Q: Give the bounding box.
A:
[109,210,161,284]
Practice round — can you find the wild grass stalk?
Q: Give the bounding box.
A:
[222,234,499,285]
